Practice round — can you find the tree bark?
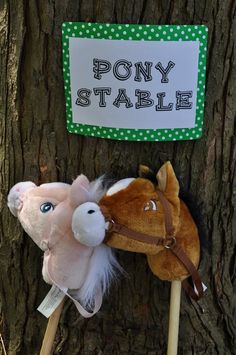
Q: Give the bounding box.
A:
[0,0,235,354]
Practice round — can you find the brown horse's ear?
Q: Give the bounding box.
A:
[156,162,179,198]
[138,164,157,182]
[138,164,152,177]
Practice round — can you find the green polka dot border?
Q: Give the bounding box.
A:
[62,22,208,142]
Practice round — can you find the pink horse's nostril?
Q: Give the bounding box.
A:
[88,210,95,214]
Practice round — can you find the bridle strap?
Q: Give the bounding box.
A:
[101,189,204,300]
[105,220,176,248]
[171,244,203,299]
[46,252,103,318]
[156,191,203,299]
[156,190,175,236]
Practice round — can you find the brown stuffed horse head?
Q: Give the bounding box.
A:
[72,162,201,286]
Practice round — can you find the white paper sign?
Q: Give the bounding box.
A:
[70,38,199,129]
[62,23,208,141]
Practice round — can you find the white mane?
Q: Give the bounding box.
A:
[77,244,122,306]
[75,177,123,307]
[87,175,108,202]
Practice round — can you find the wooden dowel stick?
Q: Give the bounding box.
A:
[167,280,182,355]
[40,298,65,355]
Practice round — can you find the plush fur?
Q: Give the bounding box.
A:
[7,175,121,309]
[76,244,122,306]
[73,162,200,281]
[100,162,200,281]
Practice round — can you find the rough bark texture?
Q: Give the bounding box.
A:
[0,0,235,354]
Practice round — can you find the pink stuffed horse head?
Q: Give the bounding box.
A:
[8,175,89,251]
[8,176,120,311]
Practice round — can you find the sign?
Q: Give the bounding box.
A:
[62,22,208,141]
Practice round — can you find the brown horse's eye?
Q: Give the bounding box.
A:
[144,200,157,211]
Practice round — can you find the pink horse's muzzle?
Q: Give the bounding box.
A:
[7,181,36,216]
[72,202,107,247]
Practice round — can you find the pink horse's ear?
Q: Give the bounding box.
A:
[70,174,90,207]
[8,181,37,216]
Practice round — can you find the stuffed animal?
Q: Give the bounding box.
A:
[72,162,204,299]
[7,175,121,316]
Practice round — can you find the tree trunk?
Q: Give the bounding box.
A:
[0,1,235,354]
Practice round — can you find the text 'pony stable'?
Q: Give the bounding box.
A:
[76,59,193,111]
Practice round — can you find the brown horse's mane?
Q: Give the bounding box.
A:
[179,190,208,252]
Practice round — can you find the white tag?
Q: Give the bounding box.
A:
[194,282,207,296]
[37,285,67,318]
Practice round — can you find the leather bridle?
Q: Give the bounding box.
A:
[101,190,204,300]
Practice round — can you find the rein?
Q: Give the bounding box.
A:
[101,190,204,301]
[45,251,102,318]
[42,232,103,318]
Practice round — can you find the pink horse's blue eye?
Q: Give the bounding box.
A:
[40,202,54,213]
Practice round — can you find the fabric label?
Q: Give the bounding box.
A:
[37,285,66,318]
